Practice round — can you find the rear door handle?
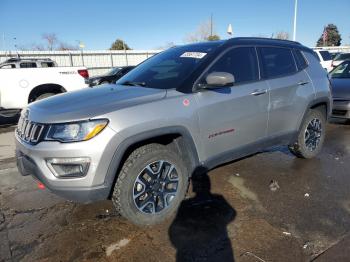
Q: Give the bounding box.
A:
[251,89,267,96]
[298,81,309,86]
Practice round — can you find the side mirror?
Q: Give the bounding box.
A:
[205,72,235,88]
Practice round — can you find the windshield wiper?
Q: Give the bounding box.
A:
[121,81,146,87]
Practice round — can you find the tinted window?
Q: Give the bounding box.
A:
[41,62,55,67]
[108,67,122,76]
[293,50,308,70]
[329,61,350,79]
[259,47,297,78]
[116,42,222,89]
[205,47,259,84]
[334,53,350,61]
[319,51,332,61]
[20,62,37,68]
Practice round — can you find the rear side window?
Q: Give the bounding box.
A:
[334,53,350,61]
[20,62,37,68]
[41,62,55,67]
[319,51,332,61]
[259,47,297,78]
[293,50,308,70]
[206,47,259,84]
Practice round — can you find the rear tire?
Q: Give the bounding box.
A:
[35,93,56,101]
[112,143,189,226]
[288,108,326,159]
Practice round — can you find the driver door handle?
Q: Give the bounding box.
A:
[250,89,267,96]
[298,81,309,86]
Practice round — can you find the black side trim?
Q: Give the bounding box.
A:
[203,132,296,170]
[103,126,200,195]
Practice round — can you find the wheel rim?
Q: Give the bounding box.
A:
[133,160,179,214]
[304,118,322,152]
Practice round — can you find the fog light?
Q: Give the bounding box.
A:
[46,157,90,178]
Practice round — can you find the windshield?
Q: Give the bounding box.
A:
[334,53,350,61]
[319,51,332,61]
[330,61,350,79]
[107,67,122,76]
[116,42,223,89]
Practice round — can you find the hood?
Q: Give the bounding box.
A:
[330,78,350,100]
[28,85,167,123]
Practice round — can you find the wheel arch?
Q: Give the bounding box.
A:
[293,97,330,143]
[28,83,66,103]
[104,126,200,198]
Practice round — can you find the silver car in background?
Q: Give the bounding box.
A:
[330,60,350,120]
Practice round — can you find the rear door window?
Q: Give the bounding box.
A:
[293,49,308,70]
[259,47,297,78]
[205,47,259,84]
[20,62,37,68]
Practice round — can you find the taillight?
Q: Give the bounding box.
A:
[78,69,89,78]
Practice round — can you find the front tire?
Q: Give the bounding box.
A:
[112,143,189,226]
[289,108,326,159]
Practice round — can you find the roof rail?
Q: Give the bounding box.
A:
[0,57,54,64]
[227,37,302,45]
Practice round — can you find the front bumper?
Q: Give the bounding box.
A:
[15,126,122,202]
[331,100,350,119]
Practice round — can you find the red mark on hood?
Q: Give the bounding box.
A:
[183,99,190,106]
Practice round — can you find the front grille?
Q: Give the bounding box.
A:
[332,109,347,116]
[16,115,45,143]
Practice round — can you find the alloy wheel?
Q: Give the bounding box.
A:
[133,160,179,214]
[304,118,322,152]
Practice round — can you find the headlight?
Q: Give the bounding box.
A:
[45,119,108,142]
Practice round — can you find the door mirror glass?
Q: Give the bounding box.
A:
[205,72,235,88]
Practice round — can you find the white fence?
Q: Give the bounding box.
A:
[312,46,350,53]
[0,50,162,76]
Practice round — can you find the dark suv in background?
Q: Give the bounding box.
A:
[85,66,135,87]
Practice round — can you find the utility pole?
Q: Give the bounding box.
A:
[293,0,298,41]
[210,13,213,37]
[2,33,5,51]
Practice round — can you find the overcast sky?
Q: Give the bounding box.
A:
[1,0,349,50]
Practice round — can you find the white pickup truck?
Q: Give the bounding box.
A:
[0,65,89,117]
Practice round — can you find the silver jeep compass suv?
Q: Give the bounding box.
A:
[16,38,331,225]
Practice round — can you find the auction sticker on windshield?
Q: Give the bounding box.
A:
[180,52,207,59]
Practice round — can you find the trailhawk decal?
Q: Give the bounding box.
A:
[180,52,207,59]
[208,128,235,139]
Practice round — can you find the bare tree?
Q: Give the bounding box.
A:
[31,43,46,51]
[275,31,290,40]
[42,33,58,50]
[185,19,220,43]
[156,42,176,50]
[57,42,79,51]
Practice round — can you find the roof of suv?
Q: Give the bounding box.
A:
[182,37,309,53]
[225,37,308,50]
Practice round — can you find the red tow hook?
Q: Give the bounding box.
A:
[37,182,45,190]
